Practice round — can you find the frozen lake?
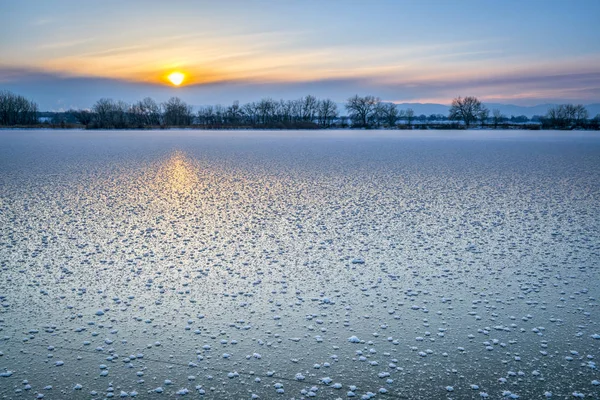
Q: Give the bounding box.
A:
[1,130,599,399]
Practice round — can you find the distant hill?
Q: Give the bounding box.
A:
[484,103,600,118]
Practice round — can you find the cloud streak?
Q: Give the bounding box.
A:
[2,64,599,110]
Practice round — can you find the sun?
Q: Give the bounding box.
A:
[167,71,185,86]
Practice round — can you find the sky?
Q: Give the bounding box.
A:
[1,0,599,110]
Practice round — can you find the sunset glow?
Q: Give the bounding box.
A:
[167,71,185,86]
[0,1,598,109]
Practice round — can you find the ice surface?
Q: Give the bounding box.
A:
[0,130,599,398]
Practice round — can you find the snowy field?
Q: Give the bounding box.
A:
[0,130,599,399]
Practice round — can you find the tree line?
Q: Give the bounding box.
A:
[48,95,340,129]
[196,96,338,128]
[0,90,39,125]
[446,96,597,130]
[1,89,599,130]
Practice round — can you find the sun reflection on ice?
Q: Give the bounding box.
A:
[156,151,200,195]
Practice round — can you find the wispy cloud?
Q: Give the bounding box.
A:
[37,38,93,50]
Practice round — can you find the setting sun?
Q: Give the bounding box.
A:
[167,71,185,86]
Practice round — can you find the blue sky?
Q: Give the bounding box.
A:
[1,0,599,110]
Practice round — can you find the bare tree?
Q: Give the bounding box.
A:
[92,98,129,128]
[591,114,600,130]
[573,104,589,127]
[544,104,589,129]
[378,103,399,128]
[162,97,193,126]
[316,99,338,127]
[242,102,258,125]
[289,99,302,123]
[114,100,130,127]
[214,104,225,125]
[141,97,161,126]
[345,95,381,128]
[405,108,414,128]
[278,99,292,124]
[545,106,561,128]
[398,108,414,128]
[225,100,242,125]
[449,96,485,128]
[197,105,215,126]
[300,95,318,122]
[257,98,276,125]
[130,97,161,127]
[69,109,94,127]
[491,109,505,129]
[478,107,489,128]
[0,90,39,125]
